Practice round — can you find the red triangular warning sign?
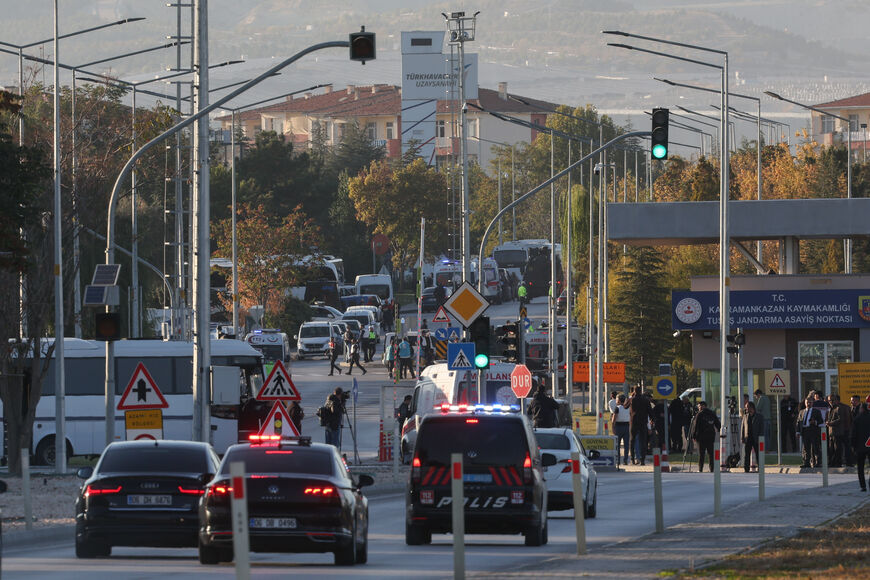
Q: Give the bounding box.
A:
[865,435,870,448]
[257,401,300,437]
[769,373,786,388]
[432,306,451,323]
[256,360,301,401]
[118,362,169,410]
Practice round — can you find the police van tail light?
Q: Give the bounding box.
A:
[412,456,422,483]
[523,453,532,484]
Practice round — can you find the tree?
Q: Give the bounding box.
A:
[608,246,672,387]
[348,158,447,289]
[211,203,322,323]
[0,89,56,473]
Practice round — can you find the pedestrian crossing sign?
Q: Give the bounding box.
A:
[447,342,475,370]
[257,401,300,437]
[256,360,301,401]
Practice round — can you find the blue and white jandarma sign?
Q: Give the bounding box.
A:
[672,290,870,330]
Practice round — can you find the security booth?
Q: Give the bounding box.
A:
[673,274,870,446]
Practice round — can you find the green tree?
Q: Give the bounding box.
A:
[608,246,672,386]
[348,158,447,289]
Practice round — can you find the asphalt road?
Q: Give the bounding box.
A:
[2,471,853,578]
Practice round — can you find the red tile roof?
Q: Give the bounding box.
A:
[814,91,870,109]
[217,84,563,122]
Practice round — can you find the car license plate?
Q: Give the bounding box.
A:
[463,473,493,483]
[127,495,172,506]
[250,517,297,529]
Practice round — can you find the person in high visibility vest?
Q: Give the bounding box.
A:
[518,282,528,306]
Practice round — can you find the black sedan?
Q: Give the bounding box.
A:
[198,436,373,566]
[75,440,220,558]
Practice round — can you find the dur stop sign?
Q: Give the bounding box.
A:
[511,364,533,398]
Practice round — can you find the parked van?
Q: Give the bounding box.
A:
[295,321,341,359]
[398,361,519,462]
[354,274,393,304]
[244,329,291,365]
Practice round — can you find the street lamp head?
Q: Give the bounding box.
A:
[654,77,676,86]
[601,30,629,36]
[764,90,783,101]
[607,43,634,51]
[120,17,146,24]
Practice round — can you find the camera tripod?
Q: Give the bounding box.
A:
[340,404,360,465]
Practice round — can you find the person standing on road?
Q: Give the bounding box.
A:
[364,325,378,363]
[327,337,343,376]
[287,400,304,434]
[826,393,851,468]
[434,281,447,308]
[741,401,764,472]
[754,389,772,444]
[608,391,619,417]
[318,388,345,448]
[612,394,631,466]
[347,337,367,375]
[629,387,653,465]
[419,329,434,369]
[689,401,721,472]
[517,282,528,306]
[669,396,686,453]
[781,394,799,453]
[529,382,559,428]
[396,394,413,427]
[797,395,823,468]
[386,336,397,375]
[850,397,870,491]
[398,336,413,379]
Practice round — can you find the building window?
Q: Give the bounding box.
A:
[468,118,479,139]
[849,114,859,132]
[798,341,852,397]
[821,116,834,134]
[386,122,394,140]
[366,122,377,142]
[437,120,446,138]
[337,123,345,141]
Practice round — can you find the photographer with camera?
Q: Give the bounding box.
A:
[316,387,348,448]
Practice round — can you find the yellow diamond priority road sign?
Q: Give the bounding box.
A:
[443,281,490,328]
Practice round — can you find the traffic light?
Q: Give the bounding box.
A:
[651,107,669,160]
[94,312,121,341]
[469,316,490,369]
[726,331,745,354]
[496,321,519,363]
[349,27,376,64]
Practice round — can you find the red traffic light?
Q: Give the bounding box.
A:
[349,29,376,63]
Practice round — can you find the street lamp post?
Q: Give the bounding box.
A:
[470,136,516,245]
[605,31,731,497]
[765,90,853,273]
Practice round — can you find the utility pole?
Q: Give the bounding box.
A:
[444,11,478,283]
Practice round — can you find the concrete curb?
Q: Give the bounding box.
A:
[3,524,74,548]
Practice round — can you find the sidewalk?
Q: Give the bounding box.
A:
[472,481,868,579]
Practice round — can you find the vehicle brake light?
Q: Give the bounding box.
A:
[85,485,122,496]
[208,481,233,498]
[465,418,478,424]
[559,459,573,473]
[523,453,532,484]
[412,456,421,482]
[249,434,280,442]
[440,403,450,413]
[178,485,205,495]
[304,486,336,496]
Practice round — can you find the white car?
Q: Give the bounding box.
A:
[345,304,383,325]
[533,427,599,516]
[310,303,343,321]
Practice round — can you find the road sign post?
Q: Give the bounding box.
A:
[229,461,250,579]
[821,428,829,488]
[759,436,765,501]
[451,452,465,579]
[571,451,586,554]
[653,448,663,533]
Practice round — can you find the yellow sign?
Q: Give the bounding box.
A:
[653,375,677,399]
[443,281,489,328]
[573,362,626,383]
[837,362,870,401]
[763,369,790,396]
[578,436,616,451]
[125,409,163,430]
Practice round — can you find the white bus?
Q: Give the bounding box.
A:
[1,338,266,465]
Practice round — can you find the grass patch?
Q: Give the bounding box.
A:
[678,502,870,579]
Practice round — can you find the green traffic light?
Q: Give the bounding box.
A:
[474,353,490,369]
[652,143,667,159]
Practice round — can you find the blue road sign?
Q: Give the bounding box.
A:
[434,327,448,341]
[446,327,462,342]
[522,317,531,330]
[352,377,359,404]
[447,342,475,370]
[655,377,675,398]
